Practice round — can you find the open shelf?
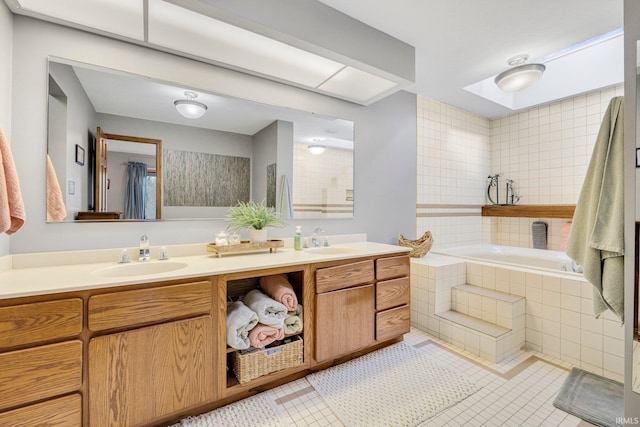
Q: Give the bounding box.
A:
[481,205,575,219]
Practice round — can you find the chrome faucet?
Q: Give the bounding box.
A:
[311,228,330,247]
[139,234,150,261]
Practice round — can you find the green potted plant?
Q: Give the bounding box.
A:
[227,200,286,242]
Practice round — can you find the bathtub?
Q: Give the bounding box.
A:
[432,244,581,275]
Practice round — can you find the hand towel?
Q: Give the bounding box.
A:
[0,127,25,235]
[279,174,294,219]
[560,222,572,251]
[226,301,259,350]
[259,273,298,311]
[46,155,67,222]
[247,323,284,348]
[242,289,287,328]
[531,221,548,250]
[284,304,303,336]
[565,96,624,322]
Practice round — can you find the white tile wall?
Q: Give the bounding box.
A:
[292,143,353,218]
[416,96,490,249]
[417,85,624,250]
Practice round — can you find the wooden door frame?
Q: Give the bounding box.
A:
[96,127,163,219]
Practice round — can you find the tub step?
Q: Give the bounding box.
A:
[437,310,510,338]
[453,284,524,303]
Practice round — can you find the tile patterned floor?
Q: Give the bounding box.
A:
[225,328,597,426]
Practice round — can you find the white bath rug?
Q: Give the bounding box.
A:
[172,392,287,427]
[307,342,481,427]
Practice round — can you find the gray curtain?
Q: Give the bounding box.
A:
[124,162,147,219]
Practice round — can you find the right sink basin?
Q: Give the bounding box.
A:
[305,246,359,255]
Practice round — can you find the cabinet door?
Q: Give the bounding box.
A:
[315,284,374,363]
[89,316,214,427]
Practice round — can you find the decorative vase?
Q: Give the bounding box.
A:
[250,228,268,243]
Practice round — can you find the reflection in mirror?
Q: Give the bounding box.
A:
[46,58,354,222]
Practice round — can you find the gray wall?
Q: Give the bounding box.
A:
[8,15,416,253]
[0,2,11,256]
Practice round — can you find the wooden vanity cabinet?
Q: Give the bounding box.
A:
[87,280,215,427]
[0,298,83,426]
[314,260,376,363]
[314,254,411,364]
[375,256,411,342]
[88,316,214,426]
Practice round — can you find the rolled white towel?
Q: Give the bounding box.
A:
[284,304,303,336]
[226,301,258,350]
[243,289,287,328]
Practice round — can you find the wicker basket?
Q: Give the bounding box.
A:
[231,335,303,384]
[398,231,433,258]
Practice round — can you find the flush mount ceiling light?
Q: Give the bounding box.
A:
[174,91,207,119]
[494,55,546,92]
[308,139,326,155]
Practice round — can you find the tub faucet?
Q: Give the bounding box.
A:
[311,228,329,247]
[139,234,150,261]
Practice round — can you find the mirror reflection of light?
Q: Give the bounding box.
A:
[308,145,326,155]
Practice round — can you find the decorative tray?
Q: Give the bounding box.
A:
[206,239,284,257]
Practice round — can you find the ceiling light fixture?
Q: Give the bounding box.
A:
[495,55,546,93]
[174,91,207,119]
[308,139,326,155]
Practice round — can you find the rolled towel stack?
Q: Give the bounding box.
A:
[226,301,258,350]
[259,274,298,311]
[284,304,303,336]
[242,289,287,328]
[248,323,284,348]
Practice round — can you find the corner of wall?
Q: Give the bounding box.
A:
[0,1,12,256]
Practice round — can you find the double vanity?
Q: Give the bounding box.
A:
[0,240,410,426]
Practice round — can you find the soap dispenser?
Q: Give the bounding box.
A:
[294,226,303,250]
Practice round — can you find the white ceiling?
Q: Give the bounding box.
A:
[317,0,624,118]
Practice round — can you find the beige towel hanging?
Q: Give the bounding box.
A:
[0,127,25,235]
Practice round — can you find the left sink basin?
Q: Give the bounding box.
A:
[92,261,188,278]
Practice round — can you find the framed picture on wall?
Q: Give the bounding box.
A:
[637,148,640,168]
[75,145,85,166]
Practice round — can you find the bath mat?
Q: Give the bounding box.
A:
[553,367,623,427]
[172,392,286,427]
[307,342,480,427]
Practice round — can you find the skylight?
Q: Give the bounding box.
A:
[464,28,624,113]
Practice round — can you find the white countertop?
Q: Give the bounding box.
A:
[0,240,409,299]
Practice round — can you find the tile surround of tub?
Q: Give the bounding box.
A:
[411,256,624,382]
[416,96,490,249]
[292,142,353,218]
[417,85,624,250]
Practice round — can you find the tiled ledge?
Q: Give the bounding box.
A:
[453,284,524,304]
[437,310,510,338]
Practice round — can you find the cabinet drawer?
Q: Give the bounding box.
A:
[89,281,211,331]
[0,298,82,350]
[376,305,410,342]
[376,277,410,311]
[0,394,81,427]
[316,260,374,293]
[0,340,82,411]
[376,255,410,281]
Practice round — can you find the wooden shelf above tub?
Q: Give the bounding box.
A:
[481,205,575,219]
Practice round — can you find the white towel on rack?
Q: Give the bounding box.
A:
[279,175,294,219]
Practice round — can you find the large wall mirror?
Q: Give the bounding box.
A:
[46,58,354,222]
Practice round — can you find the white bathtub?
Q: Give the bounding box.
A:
[433,244,581,275]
